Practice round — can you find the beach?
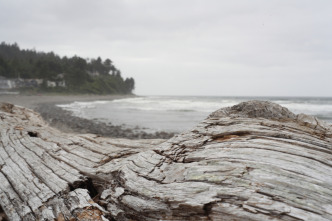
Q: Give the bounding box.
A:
[0,94,175,139]
[1,94,331,139]
[0,94,134,109]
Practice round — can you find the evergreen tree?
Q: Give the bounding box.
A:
[0,42,135,94]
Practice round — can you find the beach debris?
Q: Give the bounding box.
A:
[0,101,331,220]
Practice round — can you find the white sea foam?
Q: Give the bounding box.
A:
[58,97,332,117]
[56,96,332,133]
[57,100,110,117]
[112,97,238,112]
[281,103,332,115]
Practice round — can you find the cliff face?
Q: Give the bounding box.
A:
[0,101,332,221]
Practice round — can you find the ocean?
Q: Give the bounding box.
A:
[58,96,332,133]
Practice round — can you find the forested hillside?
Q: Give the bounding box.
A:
[0,42,135,94]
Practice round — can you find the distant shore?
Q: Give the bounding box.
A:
[0,94,175,139]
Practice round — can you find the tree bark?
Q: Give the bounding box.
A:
[0,101,331,221]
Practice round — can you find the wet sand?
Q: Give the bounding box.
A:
[0,94,134,109]
[0,94,175,139]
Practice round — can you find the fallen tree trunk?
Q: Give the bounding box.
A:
[0,101,331,221]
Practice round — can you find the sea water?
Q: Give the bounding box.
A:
[58,96,332,133]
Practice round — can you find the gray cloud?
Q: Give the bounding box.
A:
[0,0,331,96]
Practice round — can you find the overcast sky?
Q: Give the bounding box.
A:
[1,0,331,96]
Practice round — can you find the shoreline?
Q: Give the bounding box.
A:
[0,94,136,109]
[0,94,175,139]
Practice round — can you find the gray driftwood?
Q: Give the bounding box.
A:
[0,101,332,221]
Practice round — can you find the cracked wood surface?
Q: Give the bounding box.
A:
[0,101,332,220]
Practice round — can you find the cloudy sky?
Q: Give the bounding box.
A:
[1,0,331,96]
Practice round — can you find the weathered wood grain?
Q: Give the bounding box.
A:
[0,101,331,220]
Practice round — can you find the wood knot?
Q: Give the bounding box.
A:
[0,103,14,113]
[75,206,104,221]
[213,132,250,142]
[28,131,38,137]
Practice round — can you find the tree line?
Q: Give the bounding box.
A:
[0,42,135,94]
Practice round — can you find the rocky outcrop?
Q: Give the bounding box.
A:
[0,101,331,220]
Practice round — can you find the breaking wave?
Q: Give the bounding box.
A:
[57,96,332,133]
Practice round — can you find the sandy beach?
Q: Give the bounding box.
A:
[0,94,175,139]
[0,94,135,109]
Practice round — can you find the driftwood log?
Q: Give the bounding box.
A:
[0,101,332,221]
